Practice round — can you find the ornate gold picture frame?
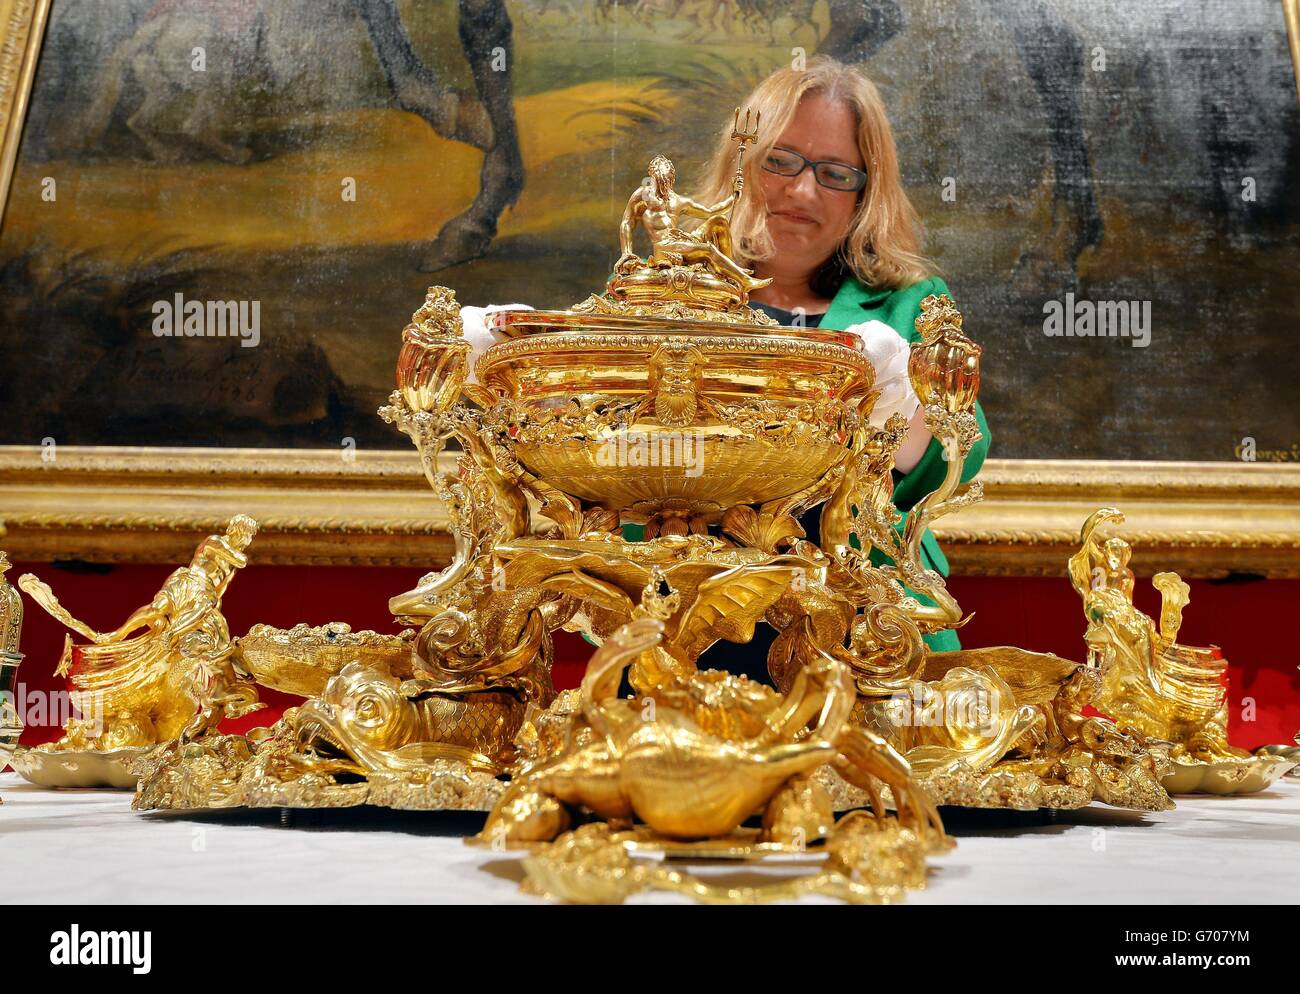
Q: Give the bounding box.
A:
[1287,0,1300,100]
[0,0,48,223]
[1,445,1295,576]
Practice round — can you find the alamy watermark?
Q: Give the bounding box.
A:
[152,293,260,348]
[884,682,1000,737]
[50,925,151,974]
[1236,437,1299,462]
[1,684,104,736]
[594,430,705,477]
[1043,293,1151,348]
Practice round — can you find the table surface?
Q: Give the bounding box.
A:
[1,771,1297,904]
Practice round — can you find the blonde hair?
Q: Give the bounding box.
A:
[690,55,935,293]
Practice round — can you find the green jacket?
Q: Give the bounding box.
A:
[615,274,991,653]
[821,274,991,652]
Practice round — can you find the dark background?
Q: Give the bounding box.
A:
[0,0,1296,459]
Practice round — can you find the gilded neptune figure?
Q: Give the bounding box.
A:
[614,153,770,295]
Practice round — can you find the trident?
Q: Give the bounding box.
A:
[731,106,760,184]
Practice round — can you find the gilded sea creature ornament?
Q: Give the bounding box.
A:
[1069,508,1297,794]
[474,613,950,904]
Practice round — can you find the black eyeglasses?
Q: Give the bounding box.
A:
[761,146,868,193]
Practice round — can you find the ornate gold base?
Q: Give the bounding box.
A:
[605,261,752,312]
[815,753,1175,813]
[571,283,777,326]
[470,814,944,905]
[131,732,506,813]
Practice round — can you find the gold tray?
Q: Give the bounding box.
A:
[1161,752,1297,795]
[10,744,148,789]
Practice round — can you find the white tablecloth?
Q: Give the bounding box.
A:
[1,772,1296,904]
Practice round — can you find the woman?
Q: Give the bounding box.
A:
[676,55,991,672]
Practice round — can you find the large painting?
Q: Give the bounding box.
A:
[1,0,1297,460]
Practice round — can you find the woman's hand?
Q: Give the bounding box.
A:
[459,303,534,385]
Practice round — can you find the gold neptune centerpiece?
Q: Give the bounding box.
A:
[120,115,1190,903]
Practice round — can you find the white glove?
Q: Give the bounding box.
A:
[458,304,533,383]
[842,319,921,429]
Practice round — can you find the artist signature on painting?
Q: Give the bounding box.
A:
[1235,438,1300,462]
